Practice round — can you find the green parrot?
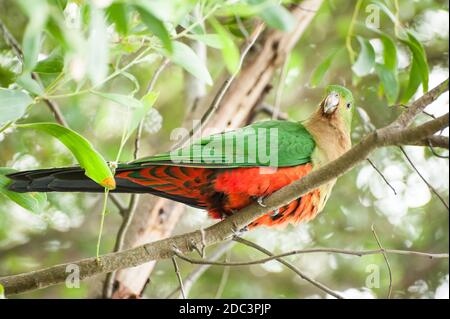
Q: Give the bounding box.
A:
[7,85,354,228]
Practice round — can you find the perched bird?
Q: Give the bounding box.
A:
[7,85,354,228]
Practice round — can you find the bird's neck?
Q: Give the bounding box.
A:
[303,110,351,163]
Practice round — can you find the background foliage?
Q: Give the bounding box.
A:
[0,0,448,298]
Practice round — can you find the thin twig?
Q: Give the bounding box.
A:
[371,225,392,299]
[256,103,289,120]
[399,146,449,210]
[109,194,127,215]
[427,139,449,158]
[272,55,290,120]
[367,158,397,195]
[409,135,449,149]
[166,241,236,299]
[395,103,437,121]
[172,256,186,299]
[235,15,250,39]
[214,249,231,299]
[173,245,448,267]
[233,237,345,299]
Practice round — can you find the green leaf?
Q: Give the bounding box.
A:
[251,0,295,31]
[377,34,399,104]
[123,92,158,142]
[16,73,44,96]
[310,49,340,87]
[162,41,213,86]
[16,123,115,189]
[92,91,143,109]
[107,2,129,35]
[88,8,109,86]
[401,31,429,94]
[375,63,399,105]
[134,4,173,53]
[0,167,47,214]
[18,0,48,72]
[185,34,223,49]
[371,0,398,25]
[380,33,397,71]
[34,51,64,74]
[217,2,260,17]
[352,36,376,77]
[0,88,34,126]
[0,283,4,299]
[46,15,71,51]
[210,19,240,74]
[401,58,422,103]
[93,91,158,159]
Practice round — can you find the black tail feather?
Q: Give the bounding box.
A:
[7,166,149,193]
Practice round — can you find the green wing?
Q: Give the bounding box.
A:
[131,120,315,168]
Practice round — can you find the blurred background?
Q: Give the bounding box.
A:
[0,0,448,298]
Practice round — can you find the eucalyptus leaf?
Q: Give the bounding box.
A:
[0,88,34,125]
[16,123,115,189]
[401,58,422,103]
[402,31,429,93]
[377,34,399,103]
[210,19,240,74]
[107,2,129,35]
[16,73,44,96]
[0,167,47,214]
[22,6,49,72]
[162,41,213,85]
[34,51,64,74]
[352,36,376,77]
[380,33,397,71]
[134,4,173,53]
[185,34,223,49]
[375,63,399,105]
[92,91,142,109]
[310,49,340,87]
[250,0,295,31]
[123,92,159,142]
[370,0,398,25]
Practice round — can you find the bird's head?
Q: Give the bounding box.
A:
[319,85,354,131]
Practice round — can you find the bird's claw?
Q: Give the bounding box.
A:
[256,196,266,207]
[231,226,249,238]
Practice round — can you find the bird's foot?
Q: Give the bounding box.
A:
[231,225,249,239]
[256,196,266,207]
[188,228,206,258]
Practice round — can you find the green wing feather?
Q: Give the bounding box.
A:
[130,120,315,168]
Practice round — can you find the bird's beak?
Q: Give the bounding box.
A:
[323,92,340,114]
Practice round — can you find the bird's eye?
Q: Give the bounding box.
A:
[346,103,351,109]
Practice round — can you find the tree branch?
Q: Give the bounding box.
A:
[408,135,449,149]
